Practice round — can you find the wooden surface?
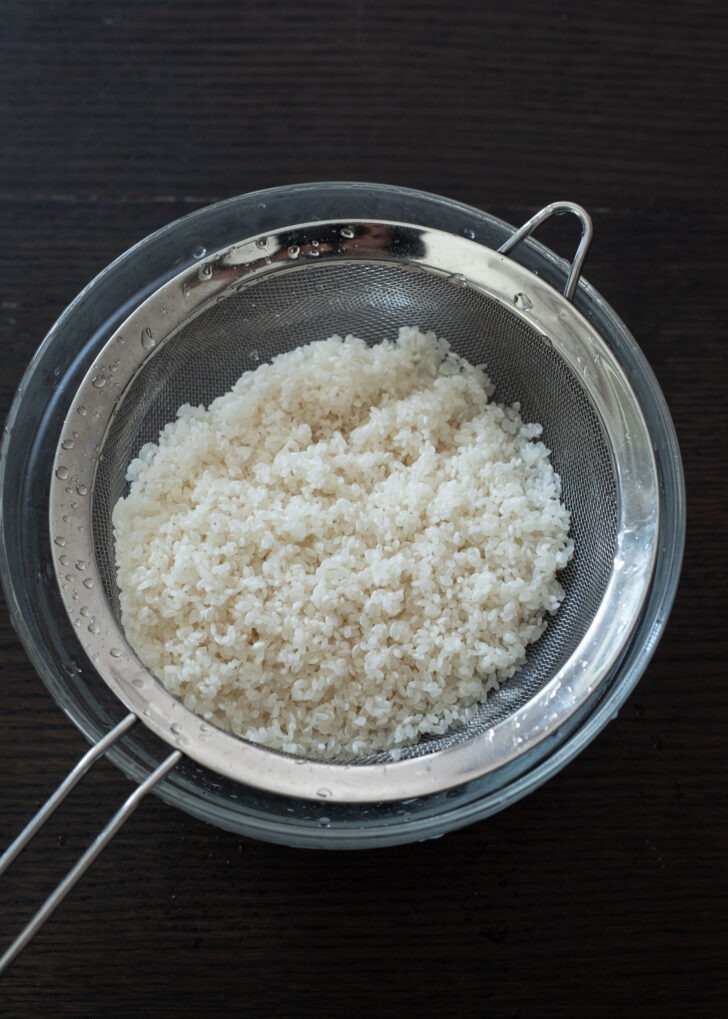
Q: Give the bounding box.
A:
[1,1,725,1015]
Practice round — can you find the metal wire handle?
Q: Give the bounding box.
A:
[498,201,593,301]
[0,715,181,975]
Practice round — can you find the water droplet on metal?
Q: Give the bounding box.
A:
[76,484,88,496]
[75,559,88,571]
[316,788,332,800]
[61,439,74,450]
[255,236,267,248]
[141,327,156,350]
[192,245,206,259]
[80,605,90,617]
[182,282,192,298]
[59,554,70,566]
[53,536,66,547]
[170,722,182,735]
[198,263,213,280]
[287,245,300,259]
[110,647,122,658]
[311,238,320,247]
[317,816,331,827]
[514,292,534,311]
[91,373,106,389]
[341,226,355,239]
[77,405,87,416]
[449,273,468,287]
[55,465,69,480]
[87,619,100,635]
[463,228,476,240]
[82,577,94,589]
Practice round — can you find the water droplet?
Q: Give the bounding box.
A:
[80,605,90,617]
[110,647,122,658]
[449,273,468,287]
[82,577,94,589]
[182,281,192,298]
[463,228,476,240]
[249,349,261,363]
[316,788,332,800]
[170,722,182,735]
[87,619,100,635]
[311,238,320,247]
[91,374,106,389]
[341,226,355,239]
[53,536,66,547]
[75,559,88,571]
[317,816,331,827]
[116,334,126,345]
[141,327,156,350]
[59,554,69,566]
[77,404,87,416]
[514,292,534,311]
[55,466,69,480]
[255,236,267,248]
[287,245,300,259]
[61,439,74,450]
[76,484,88,496]
[198,263,213,280]
[192,245,206,259]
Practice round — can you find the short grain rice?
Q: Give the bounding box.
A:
[113,328,573,758]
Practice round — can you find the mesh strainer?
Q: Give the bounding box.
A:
[0,183,684,966]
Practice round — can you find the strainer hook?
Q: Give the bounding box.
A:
[498,201,593,301]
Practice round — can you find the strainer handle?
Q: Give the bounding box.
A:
[0,714,181,974]
[497,201,593,301]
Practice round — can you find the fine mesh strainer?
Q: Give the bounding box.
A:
[0,183,684,967]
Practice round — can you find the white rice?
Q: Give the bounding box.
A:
[112,327,573,759]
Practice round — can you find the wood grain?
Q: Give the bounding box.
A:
[1,1,726,1015]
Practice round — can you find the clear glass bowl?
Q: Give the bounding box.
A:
[0,183,685,848]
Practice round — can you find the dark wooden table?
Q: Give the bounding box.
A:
[1,1,725,1015]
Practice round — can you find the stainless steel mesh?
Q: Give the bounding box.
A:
[93,259,617,764]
